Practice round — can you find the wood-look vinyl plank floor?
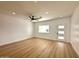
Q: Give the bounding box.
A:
[0,37,78,58]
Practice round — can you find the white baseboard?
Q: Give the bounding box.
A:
[70,41,79,57]
[0,36,32,46]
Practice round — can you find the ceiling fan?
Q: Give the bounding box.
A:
[28,15,42,22]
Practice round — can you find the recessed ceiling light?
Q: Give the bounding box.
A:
[34,1,38,3]
[59,16,63,17]
[12,11,16,15]
[45,12,48,14]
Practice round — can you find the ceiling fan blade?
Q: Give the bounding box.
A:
[35,16,42,19]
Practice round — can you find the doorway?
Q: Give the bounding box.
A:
[57,25,65,41]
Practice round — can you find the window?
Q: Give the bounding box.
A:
[58,36,64,39]
[38,25,49,33]
[58,31,64,34]
[58,25,64,29]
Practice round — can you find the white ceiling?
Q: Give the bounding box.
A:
[0,1,79,21]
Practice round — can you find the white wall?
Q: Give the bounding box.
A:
[34,17,71,42]
[0,13,33,46]
[71,5,79,56]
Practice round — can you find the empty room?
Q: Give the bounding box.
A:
[0,1,79,58]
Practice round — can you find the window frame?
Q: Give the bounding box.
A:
[38,25,49,33]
